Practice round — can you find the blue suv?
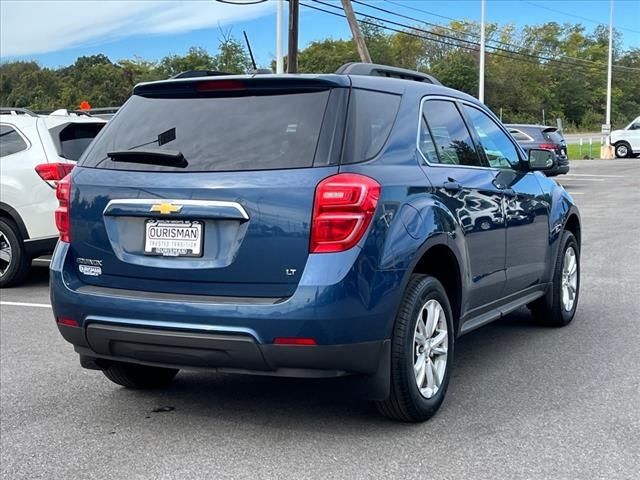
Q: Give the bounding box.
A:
[50,63,581,422]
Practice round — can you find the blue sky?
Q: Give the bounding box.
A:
[1,0,639,69]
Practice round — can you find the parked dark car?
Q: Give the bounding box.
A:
[506,124,569,175]
[50,64,581,422]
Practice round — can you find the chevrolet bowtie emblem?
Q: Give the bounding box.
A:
[150,202,182,215]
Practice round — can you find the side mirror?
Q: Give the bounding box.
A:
[528,149,556,171]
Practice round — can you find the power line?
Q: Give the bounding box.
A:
[306,0,640,73]
[299,1,600,73]
[351,0,640,72]
[523,1,640,35]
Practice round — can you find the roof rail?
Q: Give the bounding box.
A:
[0,107,38,117]
[171,70,233,79]
[335,63,442,86]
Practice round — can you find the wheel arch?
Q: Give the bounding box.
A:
[410,242,463,335]
[0,202,29,240]
[564,212,581,248]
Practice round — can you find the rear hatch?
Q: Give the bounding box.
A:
[69,76,349,298]
[541,127,567,158]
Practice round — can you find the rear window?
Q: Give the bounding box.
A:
[57,123,104,160]
[80,91,330,172]
[342,89,401,163]
[542,129,564,143]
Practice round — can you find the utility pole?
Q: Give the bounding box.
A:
[478,0,486,103]
[287,0,299,73]
[603,0,614,158]
[276,0,284,73]
[341,0,372,63]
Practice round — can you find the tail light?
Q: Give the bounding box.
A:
[55,175,72,243]
[539,143,555,150]
[310,173,380,253]
[35,162,74,188]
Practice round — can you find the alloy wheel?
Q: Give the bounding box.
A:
[413,299,448,399]
[0,231,12,278]
[561,246,578,312]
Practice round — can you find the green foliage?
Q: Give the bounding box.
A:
[0,22,638,130]
[0,35,251,110]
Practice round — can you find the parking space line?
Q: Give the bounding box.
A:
[0,301,51,308]
[564,174,623,178]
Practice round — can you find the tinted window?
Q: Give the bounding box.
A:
[342,89,400,163]
[81,91,330,172]
[542,129,564,144]
[421,100,483,167]
[509,129,531,142]
[57,123,104,161]
[0,125,28,157]
[418,117,439,163]
[464,106,519,169]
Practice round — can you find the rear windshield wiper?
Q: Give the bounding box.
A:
[107,150,187,168]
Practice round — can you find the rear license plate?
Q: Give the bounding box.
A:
[144,220,203,257]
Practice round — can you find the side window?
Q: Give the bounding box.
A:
[343,89,401,164]
[509,129,531,142]
[463,106,520,169]
[418,116,439,163]
[420,100,484,167]
[0,125,28,157]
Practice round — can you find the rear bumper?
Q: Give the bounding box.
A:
[59,322,389,377]
[50,242,403,387]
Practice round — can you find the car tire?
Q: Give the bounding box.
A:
[614,142,632,158]
[376,275,454,422]
[0,218,31,288]
[102,362,179,389]
[529,231,580,327]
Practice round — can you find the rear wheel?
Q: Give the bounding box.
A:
[0,218,31,288]
[529,231,579,327]
[614,142,631,158]
[376,275,454,422]
[102,362,179,389]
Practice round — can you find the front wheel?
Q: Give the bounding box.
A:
[376,275,454,422]
[102,362,179,389]
[529,231,580,327]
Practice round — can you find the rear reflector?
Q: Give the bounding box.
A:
[56,317,79,327]
[55,175,72,243]
[310,173,380,253]
[196,79,245,93]
[35,162,74,188]
[273,337,317,346]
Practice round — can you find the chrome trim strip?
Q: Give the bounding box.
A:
[103,199,249,220]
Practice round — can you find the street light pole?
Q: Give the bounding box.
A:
[605,0,614,137]
[479,0,486,103]
[276,0,284,73]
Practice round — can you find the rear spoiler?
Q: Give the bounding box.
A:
[134,75,351,98]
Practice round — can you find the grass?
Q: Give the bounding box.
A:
[567,141,601,160]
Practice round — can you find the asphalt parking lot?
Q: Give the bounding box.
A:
[1,159,639,480]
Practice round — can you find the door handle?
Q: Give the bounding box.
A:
[443,178,462,192]
[502,188,516,198]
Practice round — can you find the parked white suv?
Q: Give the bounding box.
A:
[611,116,640,158]
[0,108,105,287]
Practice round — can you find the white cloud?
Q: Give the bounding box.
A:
[0,0,274,57]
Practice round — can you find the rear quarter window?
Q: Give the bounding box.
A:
[342,89,401,164]
[57,123,105,161]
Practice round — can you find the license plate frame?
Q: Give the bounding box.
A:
[144,219,203,257]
